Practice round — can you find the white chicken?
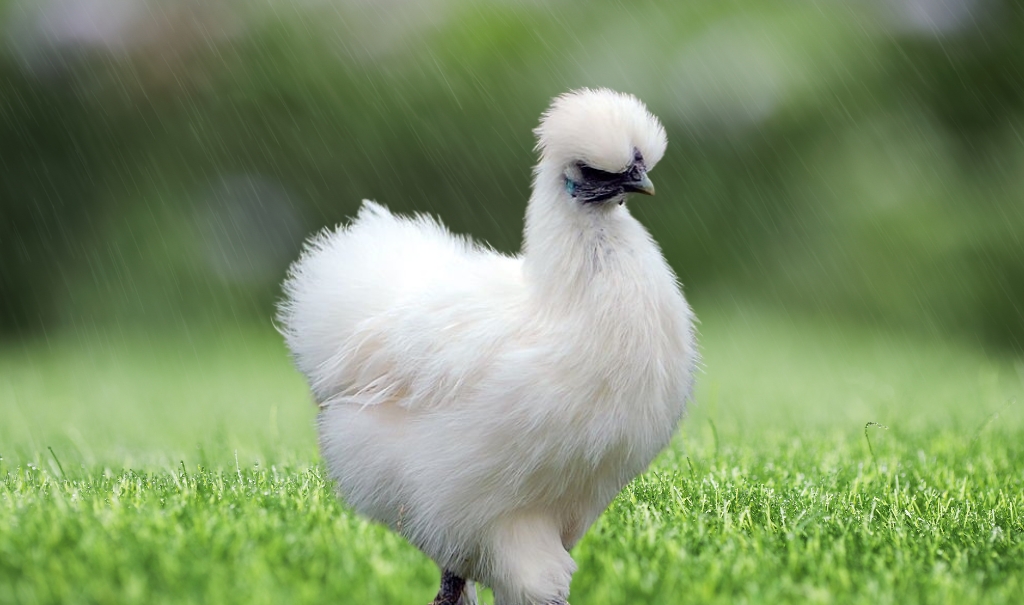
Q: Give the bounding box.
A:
[279,88,697,605]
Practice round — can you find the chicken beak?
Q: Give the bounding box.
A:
[624,173,655,196]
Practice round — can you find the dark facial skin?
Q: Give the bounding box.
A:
[565,148,652,204]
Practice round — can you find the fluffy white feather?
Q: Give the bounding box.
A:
[279,88,697,605]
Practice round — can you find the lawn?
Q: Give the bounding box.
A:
[1,304,1022,604]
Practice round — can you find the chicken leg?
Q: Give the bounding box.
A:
[430,569,570,605]
[431,570,474,605]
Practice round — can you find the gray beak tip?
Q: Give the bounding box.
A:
[629,174,656,196]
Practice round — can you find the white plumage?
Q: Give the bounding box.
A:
[279,89,697,605]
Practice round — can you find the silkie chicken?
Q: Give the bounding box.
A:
[279,88,697,605]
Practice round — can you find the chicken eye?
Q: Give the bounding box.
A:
[576,162,620,183]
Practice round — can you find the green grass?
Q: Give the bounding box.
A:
[2,305,1022,604]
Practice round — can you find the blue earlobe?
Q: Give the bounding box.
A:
[565,179,576,196]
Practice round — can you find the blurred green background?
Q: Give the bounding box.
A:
[2,3,1023,602]
[1,0,1022,350]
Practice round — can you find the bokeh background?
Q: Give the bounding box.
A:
[1,0,1022,349]
[2,3,1024,602]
